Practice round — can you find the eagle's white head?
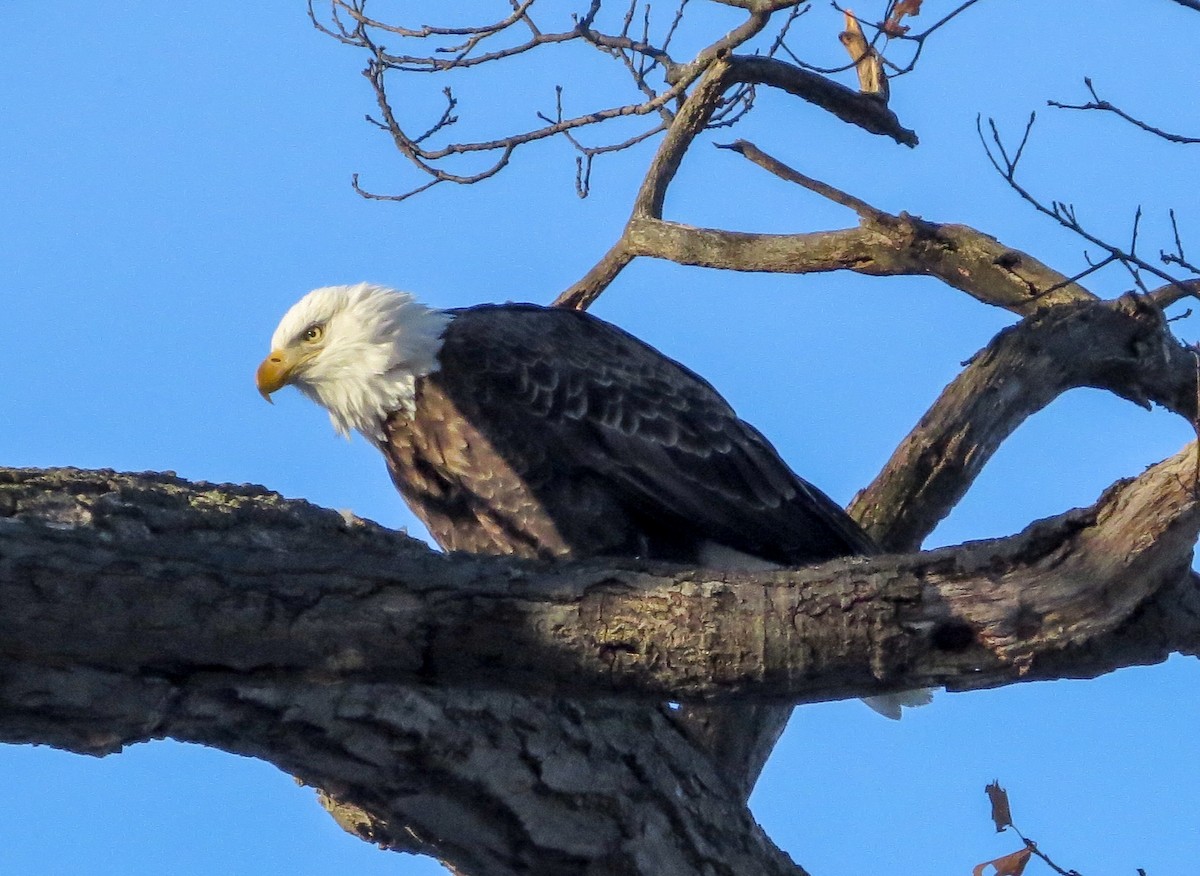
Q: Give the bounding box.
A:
[256,283,452,441]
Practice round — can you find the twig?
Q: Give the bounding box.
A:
[715,139,888,220]
[540,87,670,197]
[1009,827,1083,876]
[1049,78,1200,145]
[1162,209,1200,275]
[814,0,985,80]
[978,113,1198,298]
[318,0,827,200]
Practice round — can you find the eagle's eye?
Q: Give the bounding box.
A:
[301,324,324,344]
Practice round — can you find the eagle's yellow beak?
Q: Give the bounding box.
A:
[255,350,296,403]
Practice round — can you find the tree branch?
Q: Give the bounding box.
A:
[0,469,806,876]
[4,668,804,876]
[979,113,1200,298]
[600,212,1092,314]
[851,294,1200,551]
[1049,77,1200,145]
[4,398,1199,871]
[717,138,889,219]
[2,454,1197,715]
[724,55,917,146]
[557,138,1096,313]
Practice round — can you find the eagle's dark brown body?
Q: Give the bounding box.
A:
[381,304,875,564]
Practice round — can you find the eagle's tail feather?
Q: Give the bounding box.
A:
[860,688,934,720]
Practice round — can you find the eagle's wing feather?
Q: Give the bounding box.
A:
[439,305,874,564]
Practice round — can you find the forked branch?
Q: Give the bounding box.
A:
[311,1,926,202]
[851,294,1200,550]
[979,113,1200,300]
[1049,77,1200,145]
[557,138,1092,313]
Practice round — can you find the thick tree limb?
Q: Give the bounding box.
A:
[0,469,806,876]
[3,430,1199,872]
[852,294,1200,551]
[4,670,803,876]
[722,291,1200,791]
[558,163,1094,315]
[554,61,924,311]
[2,453,1197,714]
[725,55,915,146]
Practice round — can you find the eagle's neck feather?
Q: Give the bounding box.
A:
[295,285,452,442]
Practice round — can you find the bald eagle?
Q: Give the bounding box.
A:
[257,283,929,717]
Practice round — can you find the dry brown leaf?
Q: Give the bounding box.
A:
[985,781,1013,832]
[972,847,1033,876]
[881,0,922,37]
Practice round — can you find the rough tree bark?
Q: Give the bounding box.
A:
[7,3,1200,874]
[3,454,1199,708]
[2,427,1199,872]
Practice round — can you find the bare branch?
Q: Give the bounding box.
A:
[806,0,986,81]
[764,1,809,59]
[632,56,740,219]
[852,295,1200,550]
[361,52,682,183]
[716,138,889,219]
[727,55,917,145]
[312,1,707,198]
[882,0,988,69]
[1148,279,1200,311]
[979,113,1199,297]
[1157,208,1200,280]
[539,86,671,198]
[838,9,889,101]
[560,148,1095,314]
[1050,78,1200,144]
[554,55,745,308]
[553,238,639,309]
[350,172,443,204]
[315,2,919,202]
[335,0,559,69]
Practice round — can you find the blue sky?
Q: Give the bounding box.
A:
[2,2,1198,873]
